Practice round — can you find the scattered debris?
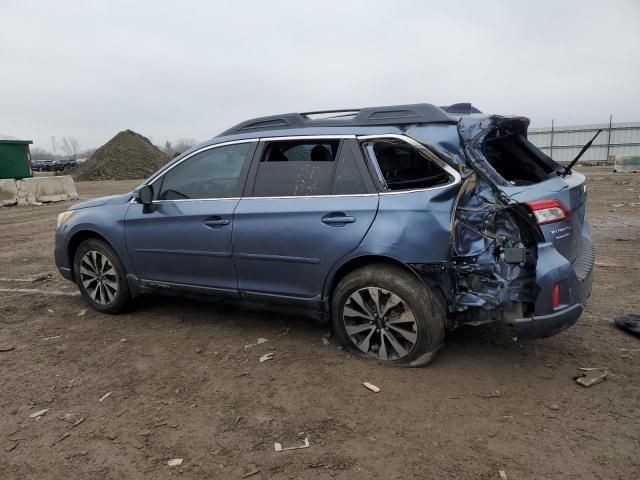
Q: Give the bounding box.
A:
[0,272,52,283]
[77,309,87,317]
[29,408,50,418]
[0,288,80,297]
[233,416,243,426]
[499,470,508,480]
[473,389,502,398]
[0,346,15,352]
[259,352,274,363]
[68,417,85,430]
[55,432,70,444]
[363,382,381,393]
[115,408,129,417]
[277,328,290,337]
[98,392,113,402]
[5,442,18,452]
[549,404,560,411]
[47,308,54,313]
[242,464,260,478]
[196,348,203,354]
[614,314,640,337]
[245,338,269,350]
[575,368,609,387]
[274,436,310,452]
[167,458,183,467]
[321,338,330,346]
[120,338,127,343]
[595,261,640,269]
[42,335,61,341]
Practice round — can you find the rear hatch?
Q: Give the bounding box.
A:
[479,118,587,263]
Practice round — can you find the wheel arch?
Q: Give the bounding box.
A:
[67,229,112,276]
[324,254,421,301]
[323,254,451,322]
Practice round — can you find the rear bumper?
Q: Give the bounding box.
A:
[511,237,594,339]
[514,303,583,339]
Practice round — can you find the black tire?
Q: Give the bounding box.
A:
[73,238,131,314]
[331,264,445,367]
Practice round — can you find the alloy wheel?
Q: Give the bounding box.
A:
[80,250,119,305]
[343,287,418,361]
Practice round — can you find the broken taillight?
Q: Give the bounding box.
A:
[551,283,561,309]
[525,199,571,225]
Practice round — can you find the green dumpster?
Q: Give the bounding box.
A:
[0,140,33,179]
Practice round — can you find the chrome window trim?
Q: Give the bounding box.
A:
[241,193,378,200]
[131,133,461,205]
[357,134,462,194]
[151,197,241,204]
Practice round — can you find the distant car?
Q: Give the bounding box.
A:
[54,103,594,366]
[52,159,78,172]
[31,159,53,171]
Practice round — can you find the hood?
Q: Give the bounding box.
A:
[69,193,131,210]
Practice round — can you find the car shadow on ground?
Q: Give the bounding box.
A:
[121,293,580,369]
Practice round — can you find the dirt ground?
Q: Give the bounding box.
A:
[1,167,639,480]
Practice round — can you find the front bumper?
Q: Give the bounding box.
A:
[54,227,75,281]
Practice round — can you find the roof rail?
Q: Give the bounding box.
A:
[218,103,458,136]
[440,103,482,114]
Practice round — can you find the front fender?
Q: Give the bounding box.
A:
[54,202,132,275]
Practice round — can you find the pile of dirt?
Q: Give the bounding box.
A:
[74,130,169,181]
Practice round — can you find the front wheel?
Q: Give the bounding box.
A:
[331,264,446,367]
[73,238,131,314]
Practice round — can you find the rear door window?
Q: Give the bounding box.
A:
[252,140,340,197]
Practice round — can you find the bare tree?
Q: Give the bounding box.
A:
[172,138,197,154]
[31,147,54,159]
[57,137,80,159]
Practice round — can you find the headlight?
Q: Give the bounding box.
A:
[57,211,74,228]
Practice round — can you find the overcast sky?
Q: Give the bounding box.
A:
[2,0,639,151]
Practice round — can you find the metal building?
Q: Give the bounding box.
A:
[528,120,640,163]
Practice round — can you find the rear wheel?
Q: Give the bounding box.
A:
[331,264,445,367]
[73,238,131,314]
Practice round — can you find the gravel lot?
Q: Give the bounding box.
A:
[1,168,639,479]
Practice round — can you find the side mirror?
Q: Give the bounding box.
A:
[136,185,154,206]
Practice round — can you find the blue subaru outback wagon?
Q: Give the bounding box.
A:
[54,103,594,366]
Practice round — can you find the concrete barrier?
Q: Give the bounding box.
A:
[0,179,18,206]
[614,155,640,173]
[0,176,79,206]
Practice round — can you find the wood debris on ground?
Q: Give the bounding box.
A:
[363,382,380,393]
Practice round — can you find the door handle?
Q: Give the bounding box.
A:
[321,213,356,226]
[203,218,230,228]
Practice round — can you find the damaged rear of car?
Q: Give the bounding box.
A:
[409,114,594,339]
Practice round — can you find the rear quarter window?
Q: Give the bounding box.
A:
[361,140,451,191]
